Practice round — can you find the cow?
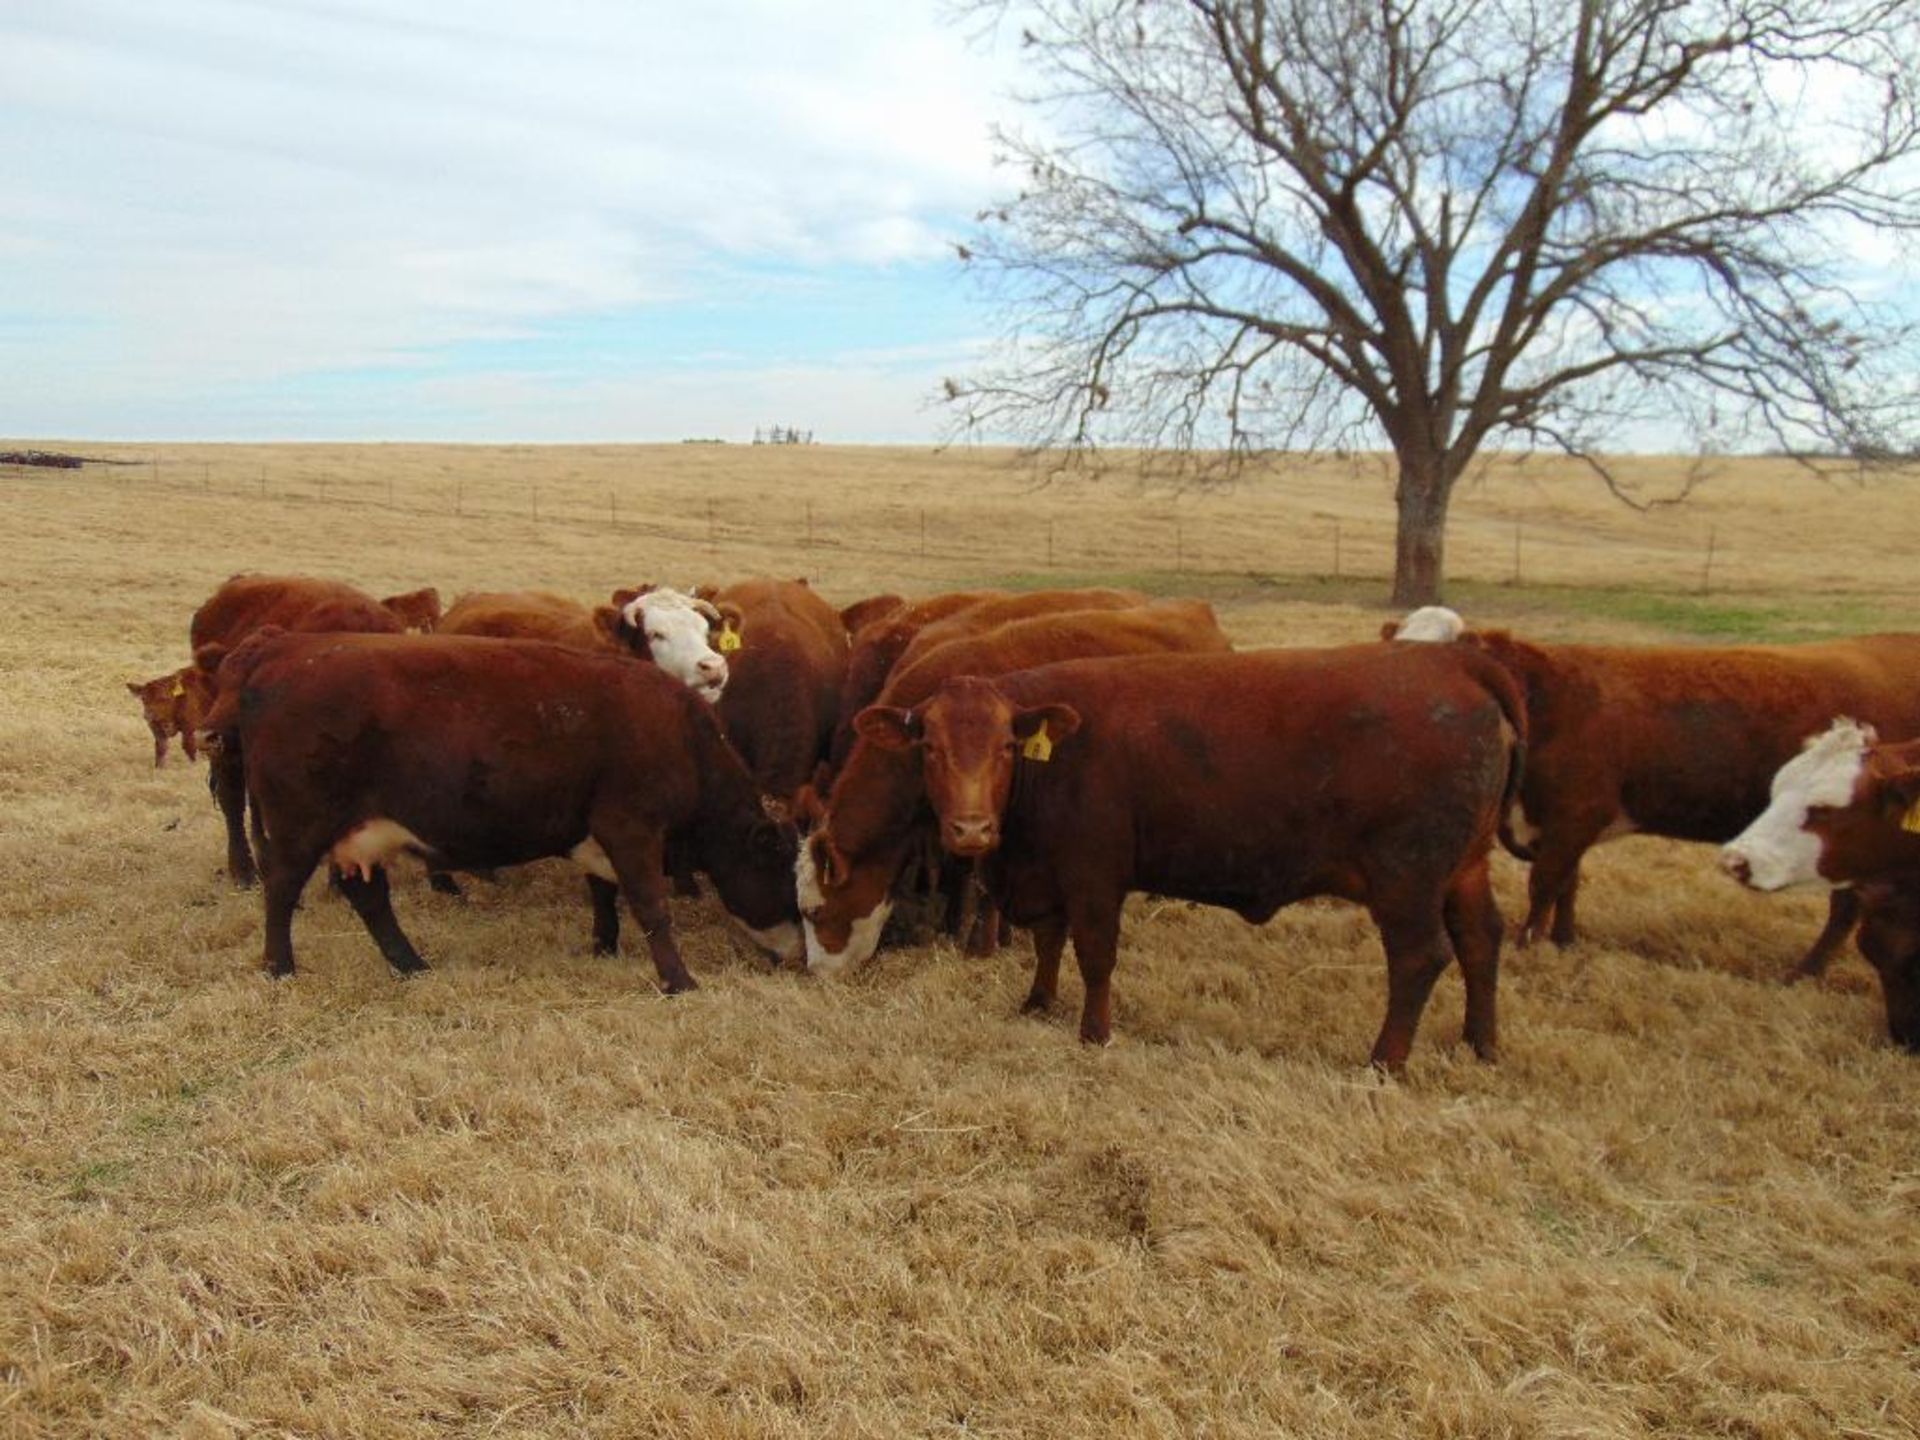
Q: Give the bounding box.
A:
[804,645,1526,1070]
[799,599,1233,969]
[190,574,425,887]
[439,587,731,700]
[126,666,216,767]
[1397,622,1920,971]
[197,629,802,985]
[829,587,1149,773]
[1722,720,1920,1051]
[837,592,908,638]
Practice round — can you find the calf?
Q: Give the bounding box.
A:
[694,577,851,805]
[1722,720,1920,1051]
[200,629,801,984]
[800,599,1232,970]
[126,666,216,766]
[1441,626,1920,967]
[807,646,1525,1069]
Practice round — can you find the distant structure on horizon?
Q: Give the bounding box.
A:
[753,425,814,445]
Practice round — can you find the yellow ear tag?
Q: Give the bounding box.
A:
[169,681,186,698]
[718,624,742,653]
[1901,799,1920,835]
[1022,726,1053,763]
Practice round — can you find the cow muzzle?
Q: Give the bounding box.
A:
[943,815,998,856]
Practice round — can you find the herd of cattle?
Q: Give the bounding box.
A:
[127,573,1920,1069]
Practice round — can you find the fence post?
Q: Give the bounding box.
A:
[456,481,463,517]
[1333,520,1342,580]
[1513,517,1523,586]
[1700,526,1718,595]
[1046,517,1054,567]
[920,509,927,560]
[533,484,540,522]
[1175,521,1184,574]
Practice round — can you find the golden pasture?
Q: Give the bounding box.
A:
[3,443,1917,1439]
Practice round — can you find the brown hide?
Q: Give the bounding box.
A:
[836,589,1012,747]
[695,577,851,804]
[438,590,614,652]
[190,574,407,657]
[1472,629,1920,948]
[211,631,798,983]
[380,586,443,632]
[804,599,1235,967]
[972,646,1524,1066]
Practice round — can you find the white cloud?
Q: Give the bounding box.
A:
[0,0,1015,436]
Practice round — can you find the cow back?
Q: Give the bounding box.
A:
[438,590,608,651]
[190,574,404,656]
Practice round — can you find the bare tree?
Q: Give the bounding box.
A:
[945,0,1920,604]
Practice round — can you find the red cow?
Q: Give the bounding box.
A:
[694,577,852,806]
[379,587,443,632]
[830,587,1148,773]
[800,599,1232,967]
[1429,625,1920,970]
[1723,720,1920,1051]
[126,666,216,766]
[806,645,1525,1069]
[198,629,801,983]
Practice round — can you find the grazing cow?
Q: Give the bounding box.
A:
[830,587,1149,773]
[199,629,801,984]
[126,666,216,766]
[440,587,731,700]
[686,578,853,807]
[1723,720,1920,1051]
[1414,624,1920,968]
[800,599,1233,970]
[380,586,443,632]
[806,645,1525,1069]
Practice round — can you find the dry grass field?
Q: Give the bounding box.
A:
[3,443,1918,1439]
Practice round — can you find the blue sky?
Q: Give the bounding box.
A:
[3,1,1013,442]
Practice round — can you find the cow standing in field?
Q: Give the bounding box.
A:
[437,587,731,699]
[189,574,437,885]
[198,629,801,983]
[1391,620,1920,972]
[829,587,1148,774]
[800,599,1232,968]
[127,666,216,767]
[808,645,1525,1070]
[1723,720,1920,1051]
[692,577,851,806]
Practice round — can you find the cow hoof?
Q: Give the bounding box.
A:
[1020,992,1054,1016]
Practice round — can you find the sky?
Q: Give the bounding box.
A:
[2,0,1016,443]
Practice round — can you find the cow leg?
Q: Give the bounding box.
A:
[588,875,620,956]
[600,826,697,994]
[1023,917,1068,1014]
[427,869,464,897]
[1368,901,1455,1073]
[1442,858,1503,1062]
[212,747,256,887]
[1547,868,1581,947]
[149,725,168,768]
[259,839,324,978]
[1068,903,1124,1045]
[1520,828,1600,947]
[181,727,199,763]
[1788,889,1860,984]
[334,867,429,975]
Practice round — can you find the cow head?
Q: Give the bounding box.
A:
[1721,719,1900,892]
[854,676,1081,858]
[599,586,732,700]
[794,824,899,975]
[380,586,442,632]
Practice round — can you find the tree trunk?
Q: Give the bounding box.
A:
[1390,453,1452,608]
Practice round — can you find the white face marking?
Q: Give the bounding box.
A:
[1723,719,1872,892]
[329,819,427,881]
[1393,605,1465,643]
[569,838,618,883]
[803,900,891,977]
[623,589,729,701]
[794,838,889,975]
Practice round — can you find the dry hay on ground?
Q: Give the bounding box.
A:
[2,446,1916,1439]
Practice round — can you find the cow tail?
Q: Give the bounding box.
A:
[1473,651,1534,861]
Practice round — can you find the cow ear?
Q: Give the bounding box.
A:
[1874,764,1920,825]
[811,831,848,888]
[855,705,921,750]
[126,681,145,696]
[591,604,630,648]
[609,585,649,609]
[1013,702,1082,746]
[713,602,746,634]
